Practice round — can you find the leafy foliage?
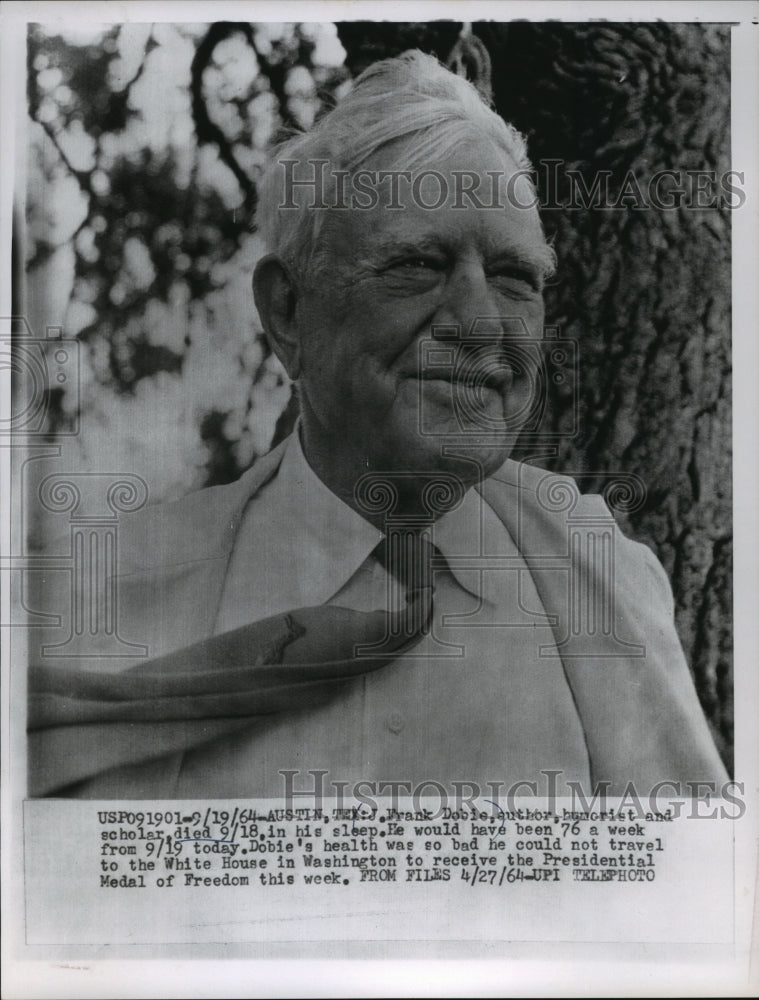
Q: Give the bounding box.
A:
[27,21,348,497]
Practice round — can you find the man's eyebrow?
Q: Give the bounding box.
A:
[362,234,556,279]
[487,244,556,281]
[488,246,544,269]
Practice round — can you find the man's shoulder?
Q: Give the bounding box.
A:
[487,457,567,492]
[114,440,288,574]
[484,458,672,609]
[485,456,642,534]
[485,457,611,514]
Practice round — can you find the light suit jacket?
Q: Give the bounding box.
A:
[28,442,728,796]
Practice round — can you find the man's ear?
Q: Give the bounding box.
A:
[253,254,302,380]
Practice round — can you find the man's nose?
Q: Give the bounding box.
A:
[432,261,505,340]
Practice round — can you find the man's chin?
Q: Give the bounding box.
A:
[375,430,513,488]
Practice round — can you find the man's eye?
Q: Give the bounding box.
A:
[489,269,541,294]
[393,257,444,271]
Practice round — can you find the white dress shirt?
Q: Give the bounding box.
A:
[170,432,591,796]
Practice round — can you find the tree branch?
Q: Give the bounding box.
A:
[190,22,258,214]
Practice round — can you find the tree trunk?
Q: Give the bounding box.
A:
[337,21,733,769]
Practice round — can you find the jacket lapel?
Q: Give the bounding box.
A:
[115,441,290,659]
[480,461,727,792]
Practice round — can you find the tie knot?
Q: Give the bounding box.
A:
[373,529,438,597]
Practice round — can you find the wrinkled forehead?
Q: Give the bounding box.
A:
[308,135,547,263]
[364,132,534,207]
[279,123,528,214]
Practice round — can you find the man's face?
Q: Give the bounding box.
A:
[294,138,549,486]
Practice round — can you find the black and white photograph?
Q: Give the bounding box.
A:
[2,1,757,996]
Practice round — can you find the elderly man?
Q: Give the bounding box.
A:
[28,51,727,799]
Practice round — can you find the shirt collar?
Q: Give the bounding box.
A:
[274,430,385,601]
[433,485,511,601]
[278,429,508,603]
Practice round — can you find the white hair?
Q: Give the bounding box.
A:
[255,49,554,280]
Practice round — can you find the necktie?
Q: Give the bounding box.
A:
[367,528,436,650]
[373,529,436,600]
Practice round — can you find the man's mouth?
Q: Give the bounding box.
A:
[416,364,514,392]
